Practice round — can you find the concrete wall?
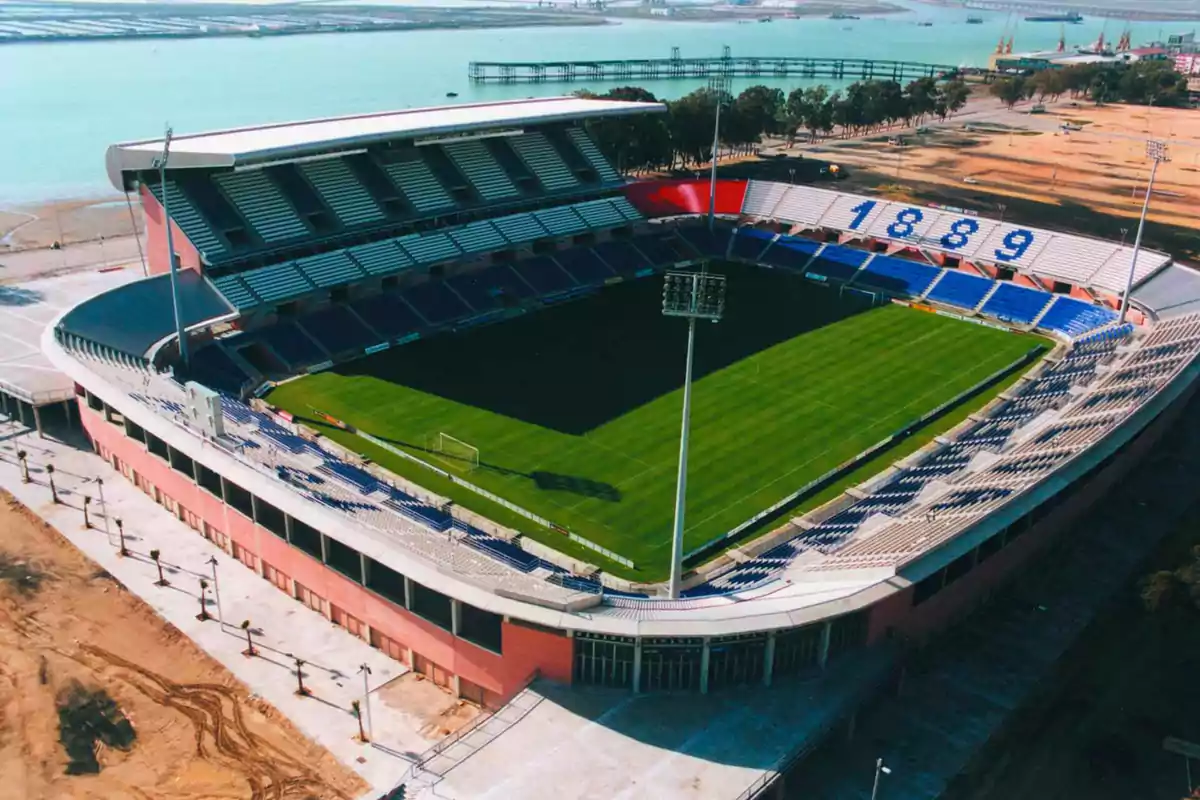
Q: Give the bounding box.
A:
[139,184,203,277]
[81,402,570,706]
[624,178,748,217]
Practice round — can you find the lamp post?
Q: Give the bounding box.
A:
[870,757,893,800]
[152,125,190,368]
[206,555,223,625]
[1120,140,1170,324]
[707,69,732,233]
[358,663,374,741]
[997,202,1007,225]
[662,270,727,599]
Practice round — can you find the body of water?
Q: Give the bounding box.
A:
[0,5,1175,203]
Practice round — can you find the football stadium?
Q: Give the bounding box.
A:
[40,96,1200,717]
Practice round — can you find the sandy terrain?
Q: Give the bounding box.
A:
[0,490,368,800]
[821,104,1200,236]
[0,196,142,253]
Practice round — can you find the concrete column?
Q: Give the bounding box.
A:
[319,533,329,564]
[64,400,75,430]
[18,399,30,427]
[763,631,776,687]
[249,493,260,525]
[284,514,294,543]
[403,576,413,609]
[452,674,461,699]
[32,405,43,438]
[818,621,833,670]
[0,391,8,418]
[632,638,643,693]
[359,552,370,587]
[450,599,462,636]
[699,638,711,695]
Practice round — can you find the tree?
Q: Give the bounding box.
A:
[941,79,970,117]
[905,77,938,124]
[734,85,785,138]
[990,76,1028,109]
[582,86,671,173]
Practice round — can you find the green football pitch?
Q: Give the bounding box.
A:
[268,263,1039,581]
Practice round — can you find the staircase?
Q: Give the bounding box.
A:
[973,281,1002,314]
[920,267,949,300]
[1028,293,1061,330]
[846,252,878,287]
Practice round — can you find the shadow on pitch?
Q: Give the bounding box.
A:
[331,262,877,436]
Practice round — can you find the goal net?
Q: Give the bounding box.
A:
[429,432,480,472]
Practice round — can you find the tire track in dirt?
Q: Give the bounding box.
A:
[74,643,352,800]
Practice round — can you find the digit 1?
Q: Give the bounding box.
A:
[847,200,877,231]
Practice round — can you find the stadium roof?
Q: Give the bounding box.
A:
[105,96,665,189]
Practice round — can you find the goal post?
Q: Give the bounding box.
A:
[429,432,480,472]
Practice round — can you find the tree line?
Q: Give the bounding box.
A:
[579,76,972,173]
[989,59,1190,109]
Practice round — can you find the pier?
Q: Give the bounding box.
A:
[468,50,975,84]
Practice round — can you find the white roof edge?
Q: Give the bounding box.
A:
[104,97,665,190]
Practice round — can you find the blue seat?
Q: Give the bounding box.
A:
[925,270,994,310]
[856,255,941,296]
[299,305,379,355]
[760,237,819,271]
[401,281,471,325]
[1036,297,1117,338]
[981,282,1051,324]
[512,256,576,294]
[349,293,424,339]
[190,344,248,393]
[562,245,620,283]
[259,322,326,368]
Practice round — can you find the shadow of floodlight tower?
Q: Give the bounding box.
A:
[662,270,727,599]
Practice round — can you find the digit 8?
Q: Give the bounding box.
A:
[887,208,924,239]
[940,218,979,251]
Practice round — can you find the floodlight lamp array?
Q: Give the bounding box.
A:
[662,271,726,321]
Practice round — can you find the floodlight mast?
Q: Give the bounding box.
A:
[707,68,732,234]
[662,270,726,599]
[1119,139,1169,325]
[154,125,190,368]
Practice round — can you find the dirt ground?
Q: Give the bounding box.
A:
[823,104,1200,234]
[0,196,142,253]
[0,490,367,800]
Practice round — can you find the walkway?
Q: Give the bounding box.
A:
[0,413,432,799]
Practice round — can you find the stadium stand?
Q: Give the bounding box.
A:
[297,305,379,355]
[565,126,622,183]
[980,282,1053,324]
[508,132,579,192]
[512,255,578,294]
[299,158,386,227]
[256,321,327,369]
[401,279,473,324]
[759,236,821,271]
[214,169,310,243]
[534,205,589,237]
[562,245,621,283]
[239,263,313,304]
[1036,296,1118,338]
[397,231,462,266]
[854,255,942,296]
[189,342,250,394]
[380,156,456,214]
[448,264,536,310]
[443,139,520,202]
[347,292,424,340]
[147,181,228,260]
[678,226,731,259]
[925,269,994,311]
[730,227,775,262]
[347,239,414,277]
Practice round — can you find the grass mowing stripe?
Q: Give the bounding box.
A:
[269,263,1040,581]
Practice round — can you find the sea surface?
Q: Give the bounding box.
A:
[0,4,1174,203]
